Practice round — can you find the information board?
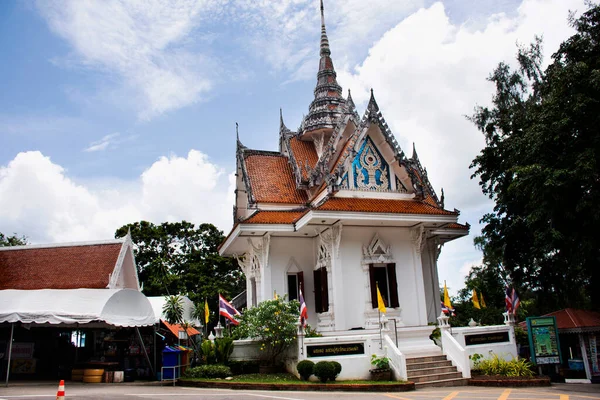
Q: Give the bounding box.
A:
[465,331,509,346]
[526,316,562,365]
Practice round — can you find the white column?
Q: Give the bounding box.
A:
[580,333,592,381]
[410,226,428,326]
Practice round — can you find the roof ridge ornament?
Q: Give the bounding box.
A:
[320,0,330,57]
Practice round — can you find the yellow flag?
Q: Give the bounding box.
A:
[274,290,278,300]
[472,289,481,309]
[443,281,452,309]
[204,299,209,324]
[480,292,486,308]
[376,284,386,313]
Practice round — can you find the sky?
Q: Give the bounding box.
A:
[0,0,588,296]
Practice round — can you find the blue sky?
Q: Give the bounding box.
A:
[0,0,586,295]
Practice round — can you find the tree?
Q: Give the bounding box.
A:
[0,233,27,247]
[115,221,245,317]
[232,297,300,366]
[470,4,600,312]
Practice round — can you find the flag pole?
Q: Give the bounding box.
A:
[379,308,382,349]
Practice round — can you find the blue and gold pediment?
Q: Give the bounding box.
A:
[352,136,390,191]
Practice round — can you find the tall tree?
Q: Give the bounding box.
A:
[470,4,600,312]
[115,221,245,311]
[0,233,27,247]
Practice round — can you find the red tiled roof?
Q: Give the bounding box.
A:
[289,137,318,180]
[0,243,122,290]
[245,153,308,204]
[162,320,201,337]
[242,210,308,224]
[316,197,456,215]
[547,308,600,330]
[446,223,469,230]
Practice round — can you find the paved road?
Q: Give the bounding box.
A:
[1,383,600,400]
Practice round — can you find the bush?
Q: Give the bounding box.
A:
[215,337,234,364]
[472,353,534,377]
[296,360,314,381]
[330,361,342,381]
[228,360,260,375]
[184,364,232,379]
[200,340,216,365]
[370,354,390,370]
[313,361,336,383]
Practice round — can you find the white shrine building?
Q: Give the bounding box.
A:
[219,2,484,380]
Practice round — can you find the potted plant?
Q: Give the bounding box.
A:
[370,354,392,381]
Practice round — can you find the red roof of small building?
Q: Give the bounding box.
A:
[547,308,600,330]
[0,242,122,290]
[242,210,308,224]
[162,320,201,338]
[316,197,456,215]
[244,152,308,204]
[289,137,318,180]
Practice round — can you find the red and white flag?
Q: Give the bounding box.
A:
[299,289,308,327]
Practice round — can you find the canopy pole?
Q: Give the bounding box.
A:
[5,323,14,387]
[136,327,154,379]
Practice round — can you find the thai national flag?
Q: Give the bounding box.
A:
[219,294,241,325]
[505,287,520,315]
[299,289,308,327]
[440,301,455,317]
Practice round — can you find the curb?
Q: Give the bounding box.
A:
[179,379,416,392]
[469,377,551,387]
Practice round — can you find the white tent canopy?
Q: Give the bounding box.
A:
[0,288,158,327]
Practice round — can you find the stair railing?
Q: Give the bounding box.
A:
[383,334,407,381]
[438,312,470,378]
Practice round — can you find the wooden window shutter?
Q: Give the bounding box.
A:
[369,264,377,308]
[387,263,399,308]
[321,267,329,312]
[298,271,304,295]
[313,269,322,313]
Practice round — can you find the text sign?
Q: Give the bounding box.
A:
[465,331,510,346]
[527,316,562,365]
[307,343,365,358]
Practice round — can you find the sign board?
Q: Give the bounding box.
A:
[307,343,365,358]
[527,316,562,365]
[465,331,510,346]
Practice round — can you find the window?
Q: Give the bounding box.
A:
[369,263,399,308]
[70,330,86,348]
[287,271,304,301]
[313,267,329,313]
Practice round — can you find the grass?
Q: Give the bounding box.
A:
[182,372,408,385]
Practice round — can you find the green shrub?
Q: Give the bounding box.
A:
[304,325,322,338]
[313,361,336,383]
[215,337,234,364]
[184,364,232,379]
[472,353,534,377]
[296,360,314,381]
[370,354,390,370]
[228,360,260,375]
[330,361,342,381]
[200,340,216,365]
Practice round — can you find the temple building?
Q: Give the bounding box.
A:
[219,1,468,340]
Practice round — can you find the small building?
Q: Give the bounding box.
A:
[0,234,157,382]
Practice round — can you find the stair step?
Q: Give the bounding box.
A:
[406,360,452,370]
[407,366,457,377]
[406,355,448,364]
[409,372,463,383]
[415,378,469,388]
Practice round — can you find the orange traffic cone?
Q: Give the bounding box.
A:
[56,379,65,400]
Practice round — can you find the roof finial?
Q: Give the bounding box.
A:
[236,122,239,142]
[320,0,330,56]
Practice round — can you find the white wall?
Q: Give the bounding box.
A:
[268,236,317,328]
[450,325,518,365]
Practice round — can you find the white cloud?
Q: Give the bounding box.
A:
[36,0,216,120]
[84,132,121,152]
[0,150,233,243]
[334,0,586,288]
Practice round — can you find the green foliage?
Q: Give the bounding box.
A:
[313,361,336,383]
[0,232,27,247]
[200,340,216,365]
[184,364,232,379]
[469,4,600,313]
[304,325,322,338]
[514,326,529,347]
[471,353,534,377]
[227,360,260,375]
[370,354,390,370]
[214,337,234,365]
[163,295,184,325]
[296,360,315,381]
[115,221,245,323]
[330,361,342,380]
[233,297,300,366]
